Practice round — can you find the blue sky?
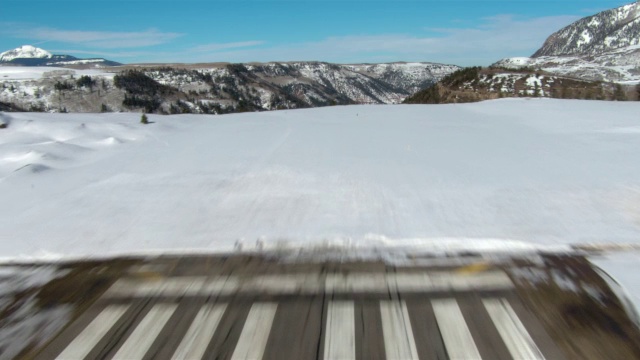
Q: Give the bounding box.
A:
[0,0,632,65]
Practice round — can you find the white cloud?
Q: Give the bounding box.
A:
[47,49,152,58]
[3,26,182,49]
[0,14,579,65]
[185,15,579,66]
[190,41,265,52]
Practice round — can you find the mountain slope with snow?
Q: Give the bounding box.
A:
[345,62,460,96]
[493,49,640,83]
[533,2,640,57]
[0,62,460,113]
[0,45,52,62]
[494,2,640,83]
[0,45,121,68]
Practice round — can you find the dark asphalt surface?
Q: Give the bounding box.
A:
[1,253,639,359]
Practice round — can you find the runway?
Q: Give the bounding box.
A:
[4,253,639,359]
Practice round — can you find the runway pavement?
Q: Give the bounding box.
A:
[3,253,640,359]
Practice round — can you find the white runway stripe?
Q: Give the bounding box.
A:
[483,298,545,360]
[432,299,482,360]
[104,271,513,298]
[171,304,227,360]
[113,303,178,360]
[106,276,207,297]
[231,303,278,360]
[380,300,419,360]
[324,301,355,360]
[56,305,129,360]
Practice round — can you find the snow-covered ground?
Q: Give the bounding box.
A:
[0,66,114,81]
[1,99,640,305]
[493,51,640,84]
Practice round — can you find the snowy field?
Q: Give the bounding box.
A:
[0,66,114,80]
[1,98,640,304]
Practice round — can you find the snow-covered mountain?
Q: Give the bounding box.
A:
[0,61,460,113]
[0,45,121,68]
[493,2,640,83]
[0,46,459,112]
[533,2,640,57]
[345,62,459,95]
[228,61,460,105]
[0,45,52,62]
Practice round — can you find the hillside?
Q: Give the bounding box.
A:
[0,62,459,114]
[494,2,640,83]
[403,66,635,104]
[533,2,640,57]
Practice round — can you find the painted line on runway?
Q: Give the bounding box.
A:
[231,303,278,360]
[432,298,482,360]
[483,298,545,360]
[171,304,227,360]
[380,300,419,360]
[106,276,206,297]
[324,301,356,360]
[56,305,129,360]
[52,298,550,360]
[104,271,513,298]
[112,303,178,360]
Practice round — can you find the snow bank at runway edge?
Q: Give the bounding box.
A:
[0,236,572,264]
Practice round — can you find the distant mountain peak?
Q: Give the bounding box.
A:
[532,2,640,57]
[493,2,640,83]
[0,45,122,68]
[0,45,53,62]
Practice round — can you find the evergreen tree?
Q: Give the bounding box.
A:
[533,82,540,97]
[54,81,73,91]
[613,84,627,101]
[76,75,95,89]
[584,88,593,100]
[560,84,570,99]
[596,85,605,100]
[140,113,149,124]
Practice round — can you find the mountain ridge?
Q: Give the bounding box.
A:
[532,2,640,57]
[0,45,52,61]
[0,61,460,113]
[0,45,121,68]
[494,2,640,83]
